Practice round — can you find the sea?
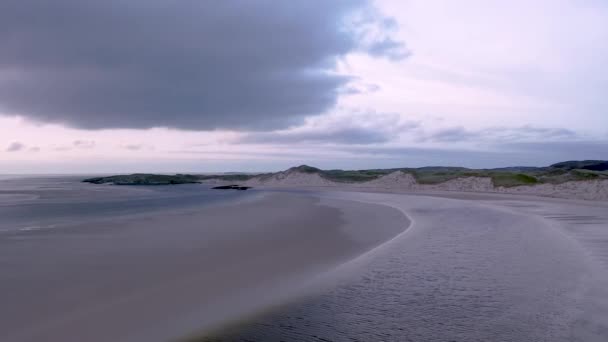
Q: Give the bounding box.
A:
[0,175,255,233]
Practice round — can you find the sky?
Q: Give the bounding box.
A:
[1,0,607,173]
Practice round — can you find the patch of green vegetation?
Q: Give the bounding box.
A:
[83,174,200,185]
[291,165,322,173]
[491,173,538,187]
[570,169,608,179]
[412,170,484,184]
[551,160,608,171]
[321,169,391,183]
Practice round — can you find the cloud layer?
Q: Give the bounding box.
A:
[238,111,418,145]
[6,141,24,152]
[0,0,404,130]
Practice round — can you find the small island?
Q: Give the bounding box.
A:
[83,174,201,185]
[212,185,251,190]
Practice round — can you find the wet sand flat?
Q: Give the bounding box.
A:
[0,192,408,342]
[204,190,608,342]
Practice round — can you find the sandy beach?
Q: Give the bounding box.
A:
[0,189,407,342]
[203,189,608,342]
[2,176,608,342]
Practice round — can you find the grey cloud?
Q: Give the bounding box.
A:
[481,126,578,141]
[238,112,419,145]
[243,126,395,145]
[427,125,579,143]
[6,141,25,152]
[122,145,143,151]
[350,12,409,61]
[121,144,153,151]
[73,140,95,149]
[29,146,41,152]
[366,38,409,61]
[0,0,405,130]
[341,83,381,95]
[501,141,608,159]
[344,140,608,168]
[428,127,477,142]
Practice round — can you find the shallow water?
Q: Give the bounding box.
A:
[0,175,256,232]
[0,178,409,342]
[202,191,608,342]
[2,178,607,342]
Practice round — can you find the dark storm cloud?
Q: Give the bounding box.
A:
[0,0,405,130]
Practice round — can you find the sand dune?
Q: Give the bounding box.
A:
[239,170,608,201]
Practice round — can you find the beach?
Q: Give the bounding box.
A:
[203,190,608,342]
[0,179,407,342]
[1,177,608,341]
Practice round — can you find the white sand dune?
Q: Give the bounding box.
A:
[237,170,608,201]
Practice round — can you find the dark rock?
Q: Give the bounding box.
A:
[212,185,251,190]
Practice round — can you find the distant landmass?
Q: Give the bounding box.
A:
[83,160,608,186]
[83,174,200,185]
[82,160,608,201]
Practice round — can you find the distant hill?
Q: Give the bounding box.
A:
[82,160,608,188]
[550,160,608,171]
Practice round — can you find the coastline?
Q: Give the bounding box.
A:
[0,191,409,342]
[202,189,608,342]
[4,174,608,342]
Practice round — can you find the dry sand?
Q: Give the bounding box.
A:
[0,192,408,342]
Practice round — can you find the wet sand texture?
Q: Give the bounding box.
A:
[203,191,608,342]
[0,193,407,342]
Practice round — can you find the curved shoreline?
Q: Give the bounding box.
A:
[0,190,409,342]
[204,189,608,342]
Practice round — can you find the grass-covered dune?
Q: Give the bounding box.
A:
[82,160,608,188]
[224,161,605,188]
[214,160,608,188]
[319,161,608,187]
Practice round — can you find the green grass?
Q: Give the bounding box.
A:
[413,171,482,184]
[491,173,539,187]
[321,169,391,183]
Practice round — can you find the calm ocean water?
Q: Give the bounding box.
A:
[0,175,255,232]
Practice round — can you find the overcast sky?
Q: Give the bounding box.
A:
[1,0,607,173]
